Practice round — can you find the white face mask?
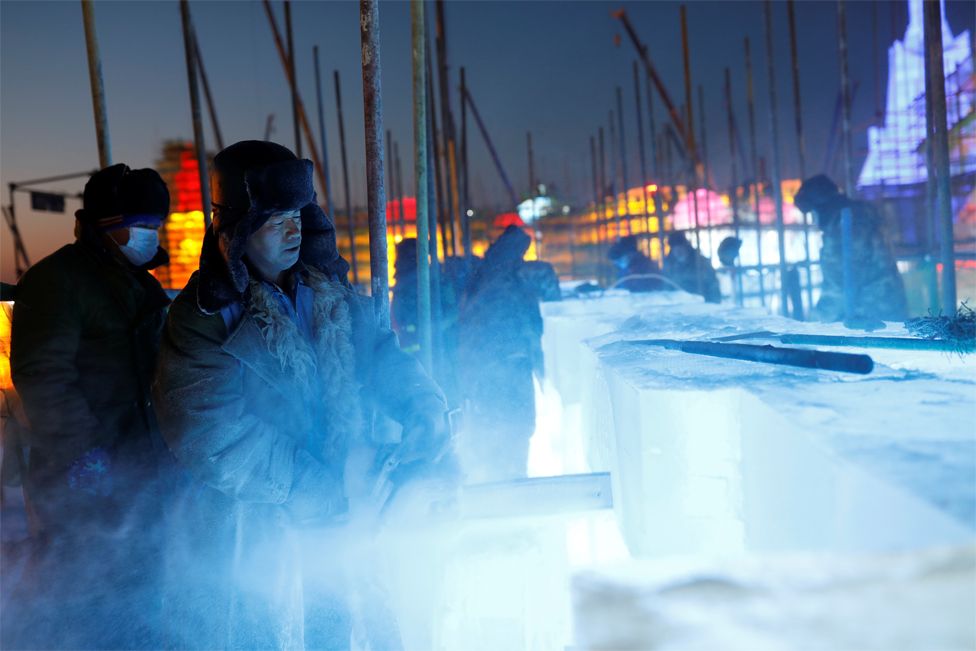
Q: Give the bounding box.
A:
[119,227,159,266]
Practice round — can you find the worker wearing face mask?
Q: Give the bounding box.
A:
[6,164,172,650]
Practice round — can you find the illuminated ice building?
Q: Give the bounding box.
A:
[857,0,974,248]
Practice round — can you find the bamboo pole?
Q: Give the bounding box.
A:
[284,0,301,157]
[645,69,667,259]
[615,87,630,237]
[744,36,766,306]
[786,0,813,309]
[313,46,335,220]
[334,70,359,285]
[724,67,744,305]
[763,0,790,317]
[459,66,471,259]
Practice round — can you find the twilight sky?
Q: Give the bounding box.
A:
[2,0,973,282]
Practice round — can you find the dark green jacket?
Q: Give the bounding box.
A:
[11,238,170,530]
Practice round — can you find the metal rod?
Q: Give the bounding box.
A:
[462,85,518,208]
[527,132,536,196]
[786,0,813,310]
[598,126,608,277]
[616,86,630,237]
[334,69,359,285]
[284,0,301,157]
[724,67,744,305]
[4,188,31,277]
[179,0,211,227]
[923,0,957,312]
[435,0,459,257]
[590,135,600,264]
[633,61,651,254]
[426,77,443,374]
[426,37,450,259]
[314,46,335,221]
[608,110,620,236]
[744,36,765,306]
[645,68,667,259]
[81,0,111,168]
[386,130,397,237]
[679,5,697,180]
[192,27,223,151]
[395,141,404,236]
[763,0,790,317]
[460,66,471,259]
[412,0,433,371]
[612,9,692,158]
[697,85,714,263]
[260,0,332,210]
[360,0,389,326]
[836,0,855,196]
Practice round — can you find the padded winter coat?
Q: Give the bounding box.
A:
[10,237,170,531]
[152,269,446,649]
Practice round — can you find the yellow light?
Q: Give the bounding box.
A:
[646,184,658,192]
[394,234,403,244]
[0,302,13,391]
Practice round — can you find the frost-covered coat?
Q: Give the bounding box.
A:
[457,227,542,481]
[152,142,446,649]
[815,199,907,322]
[663,239,722,303]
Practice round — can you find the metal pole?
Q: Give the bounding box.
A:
[284,0,301,157]
[412,0,433,371]
[192,28,224,151]
[923,0,957,312]
[334,70,359,285]
[426,83,443,374]
[598,126,609,276]
[608,110,620,236]
[590,135,600,274]
[426,39,450,258]
[179,0,211,227]
[435,0,459,257]
[645,69,666,259]
[462,85,519,208]
[260,0,332,209]
[460,66,471,258]
[764,0,790,317]
[698,85,714,263]
[745,36,765,306]
[527,132,536,196]
[633,61,651,255]
[386,129,397,237]
[679,5,699,182]
[837,0,855,196]
[616,86,630,237]
[81,0,111,168]
[724,67,744,305]
[786,0,813,310]
[360,0,389,326]
[395,141,404,236]
[314,46,335,220]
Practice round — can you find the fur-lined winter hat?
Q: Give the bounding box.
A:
[76,164,170,231]
[197,140,349,314]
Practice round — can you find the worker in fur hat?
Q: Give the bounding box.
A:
[6,164,172,649]
[152,140,452,649]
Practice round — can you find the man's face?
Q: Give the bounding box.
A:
[244,209,302,283]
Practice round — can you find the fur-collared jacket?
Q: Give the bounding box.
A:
[152,141,447,648]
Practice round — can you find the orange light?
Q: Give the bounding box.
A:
[0,302,13,391]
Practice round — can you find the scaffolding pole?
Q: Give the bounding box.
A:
[179,0,211,226]
[313,46,335,220]
[459,66,471,259]
[786,0,813,310]
[836,0,855,196]
[81,0,111,168]
[360,0,389,326]
[334,70,359,286]
[412,0,432,371]
[763,0,790,317]
[744,36,766,306]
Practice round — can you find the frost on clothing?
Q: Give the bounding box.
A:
[152,140,447,649]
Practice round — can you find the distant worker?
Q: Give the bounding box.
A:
[520,259,562,301]
[391,238,421,352]
[794,174,907,323]
[607,235,666,292]
[458,225,543,481]
[663,232,722,303]
[7,164,172,649]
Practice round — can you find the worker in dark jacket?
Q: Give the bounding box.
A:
[152,141,451,650]
[663,232,722,303]
[6,164,172,650]
[458,225,543,481]
[608,235,666,292]
[794,174,907,323]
